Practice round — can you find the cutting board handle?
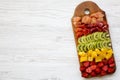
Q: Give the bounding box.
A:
[73,1,104,17]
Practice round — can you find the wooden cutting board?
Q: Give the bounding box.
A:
[71,1,116,78]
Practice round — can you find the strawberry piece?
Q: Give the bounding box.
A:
[80,65,86,72]
[98,62,104,67]
[82,72,89,78]
[108,57,114,64]
[108,68,115,73]
[83,61,90,67]
[95,67,101,74]
[86,67,92,73]
[102,65,108,71]
[90,61,96,66]
[91,71,97,77]
[100,71,107,76]
[109,63,115,67]
[102,59,108,65]
[90,65,97,70]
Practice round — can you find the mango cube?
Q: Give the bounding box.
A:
[91,52,97,58]
[95,49,101,54]
[78,52,86,57]
[95,56,102,62]
[106,52,113,60]
[88,57,93,61]
[80,56,87,62]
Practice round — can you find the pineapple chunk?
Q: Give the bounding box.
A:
[101,48,108,54]
[106,52,113,60]
[95,56,102,62]
[78,52,86,57]
[88,57,93,61]
[95,49,101,54]
[80,56,88,62]
[107,49,113,54]
[91,52,97,58]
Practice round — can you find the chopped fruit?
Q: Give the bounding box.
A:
[80,65,86,72]
[95,49,101,54]
[95,67,101,74]
[73,17,81,22]
[107,49,113,54]
[83,61,90,67]
[102,59,108,65]
[86,67,92,73]
[88,57,93,61]
[73,22,81,27]
[108,57,114,64]
[105,52,113,60]
[108,68,115,73]
[91,52,97,58]
[91,71,96,77]
[90,61,96,66]
[100,71,107,76]
[75,28,82,33]
[98,62,104,67]
[97,18,104,21]
[102,65,108,71]
[80,56,88,62]
[78,52,86,57]
[101,48,108,53]
[95,56,102,62]
[90,65,97,70]
[82,16,91,24]
[82,72,89,78]
[91,17,97,24]
[109,63,115,67]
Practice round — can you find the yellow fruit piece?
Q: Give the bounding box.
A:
[80,56,88,62]
[101,48,107,52]
[88,57,93,61]
[99,53,105,59]
[87,50,93,56]
[106,52,113,60]
[78,52,86,57]
[91,52,97,58]
[107,49,113,54]
[95,49,101,54]
[95,56,102,62]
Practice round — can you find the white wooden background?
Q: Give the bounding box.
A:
[0,0,120,80]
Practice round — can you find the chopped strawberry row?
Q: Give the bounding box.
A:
[80,57,116,78]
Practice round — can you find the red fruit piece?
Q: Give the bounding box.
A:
[78,24,86,28]
[80,65,86,72]
[108,68,115,73]
[95,67,101,74]
[90,65,97,70]
[98,62,104,67]
[76,32,83,39]
[109,63,115,67]
[82,72,89,78]
[86,67,92,73]
[100,71,107,76]
[91,71,97,77]
[102,59,108,65]
[102,65,108,71]
[90,61,96,66]
[108,57,114,64]
[83,61,90,67]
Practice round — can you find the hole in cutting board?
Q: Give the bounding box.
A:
[84,9,90,15]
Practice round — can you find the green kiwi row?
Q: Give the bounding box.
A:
[78,32,110,44]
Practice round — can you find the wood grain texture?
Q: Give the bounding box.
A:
[0,0,120,80]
